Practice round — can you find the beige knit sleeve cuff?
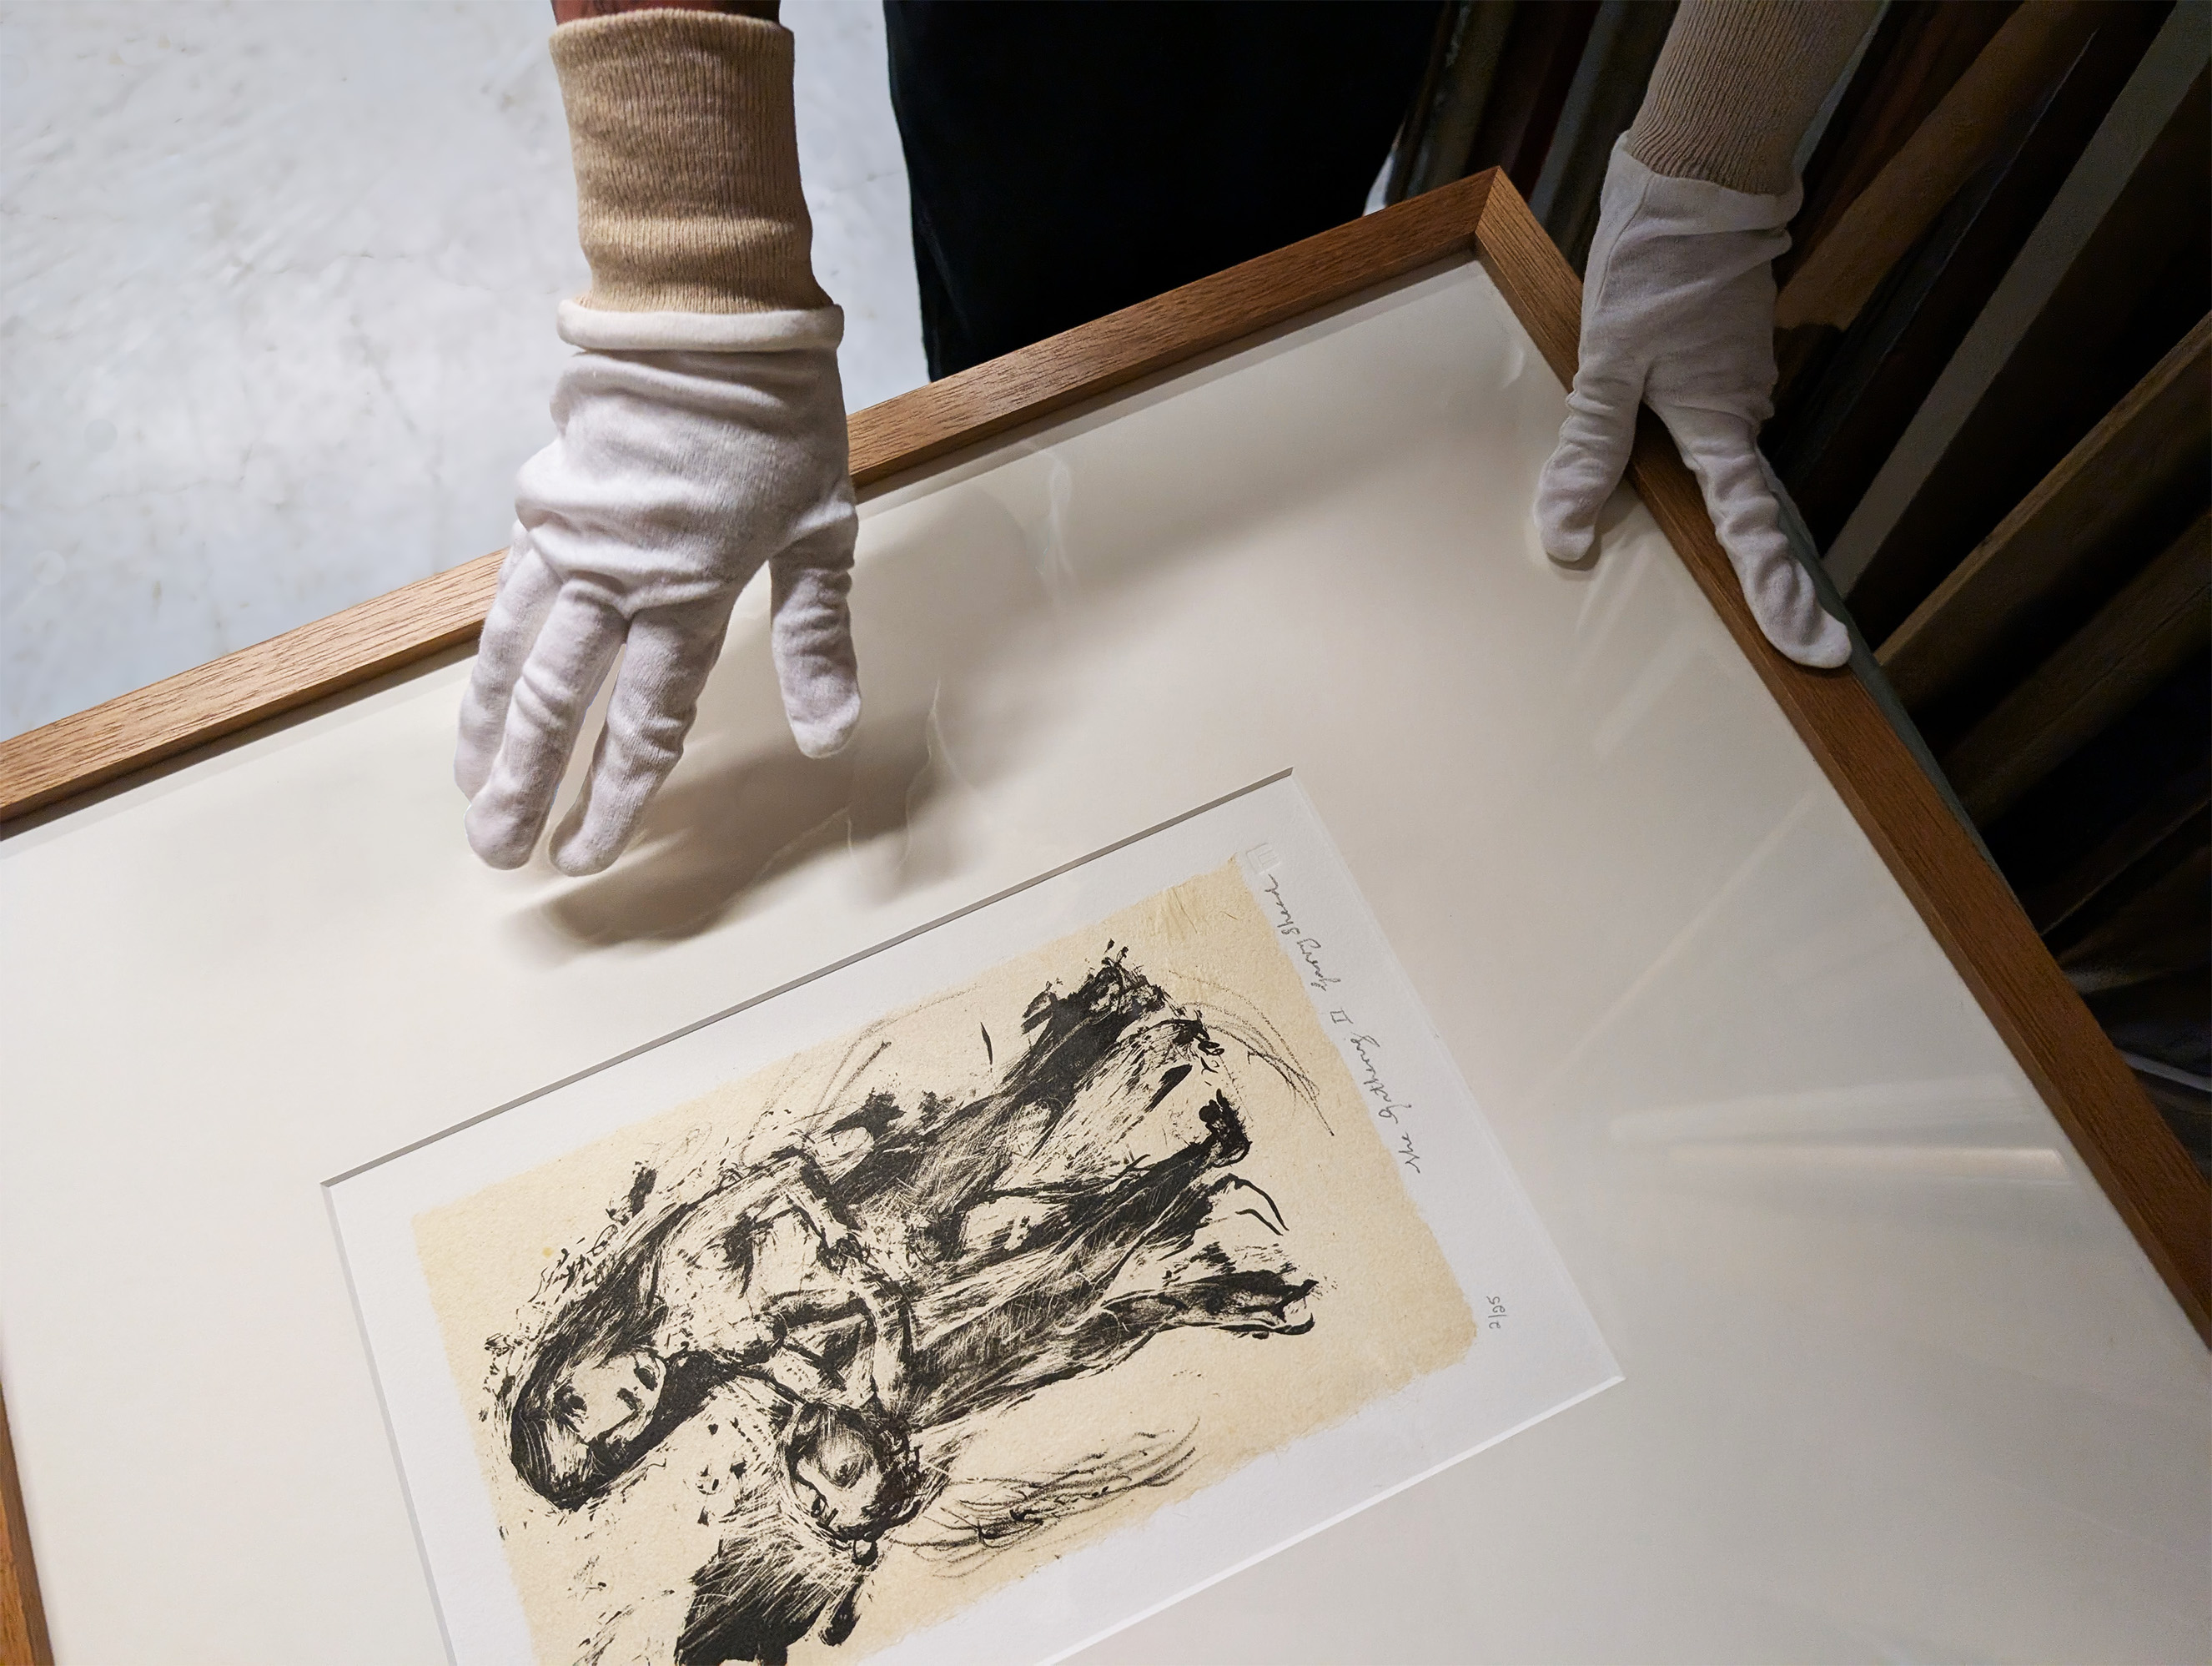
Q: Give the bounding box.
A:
[1624,0,1881,195]
[550,10,831,318]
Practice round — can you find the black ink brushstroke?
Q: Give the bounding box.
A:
[496,952,1320,1662]
[905,1428,1200,1569]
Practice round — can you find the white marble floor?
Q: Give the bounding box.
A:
[0,0,926,741]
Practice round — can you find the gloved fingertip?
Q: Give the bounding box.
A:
[782,668,861,760]
[466,824,536,871]
[546,771,656,876]
[1535,456,1615,568]
[1535,490,1601,564]
[1539,518,1597,567]
[548,833,622,879]
[465,801,540,871]
[790,705,860,761]
[545,793,616,878]
[1793,613,1853,670]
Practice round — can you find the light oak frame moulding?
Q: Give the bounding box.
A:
[1,172,2204,1665]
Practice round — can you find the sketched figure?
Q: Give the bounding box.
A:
[507,1148,926,1524]
[500,952,1320,1664]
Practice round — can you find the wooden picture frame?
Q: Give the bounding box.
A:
[2,172,2203,1663]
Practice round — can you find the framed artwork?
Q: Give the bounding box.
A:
[2,174,2204,1665]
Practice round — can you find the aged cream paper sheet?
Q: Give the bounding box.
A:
[415,862,1476,1663]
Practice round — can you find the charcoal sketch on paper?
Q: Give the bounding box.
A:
[415,863,1476,1664]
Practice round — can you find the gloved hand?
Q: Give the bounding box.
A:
[1535,139,1849,668]
[455,317,860,876]
[460,5,857,876]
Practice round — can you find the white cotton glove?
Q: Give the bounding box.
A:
[455,312,860,877]
[1536,139,1849,669]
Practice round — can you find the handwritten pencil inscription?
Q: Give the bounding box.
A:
[1260,873,1425,1172]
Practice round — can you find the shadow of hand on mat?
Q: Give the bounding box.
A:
[530,727,923,947]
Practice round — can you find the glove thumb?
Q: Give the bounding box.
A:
[1656,405,1850,669]
[1536,355,1643,565]
[769,516,862,758]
